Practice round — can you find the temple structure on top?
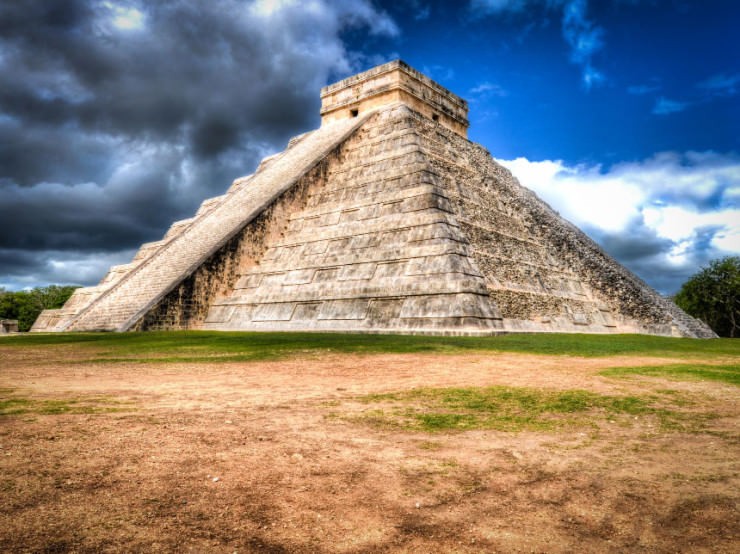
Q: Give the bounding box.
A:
[32,60,715,337]
[320,60,469,137]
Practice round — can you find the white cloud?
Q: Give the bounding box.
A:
[499,152,740,234]
[470,82,508,97]
[250,0,399,37]
[562,0,602,62]
[101,2,146,31]
[652,97,690,115]
[697,72,740,96]
[497,152,740,290]
[561,0,605,89]
[643,206,740,250]
[581,64,605,89]
[499,157,645,232]
[250,0,295,17]
[627,83,660,95]
[470,0,529,13]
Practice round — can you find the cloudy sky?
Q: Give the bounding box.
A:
[1,0,738,294]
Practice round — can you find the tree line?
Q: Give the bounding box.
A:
[674,256,739,338]
[0,285,79,332]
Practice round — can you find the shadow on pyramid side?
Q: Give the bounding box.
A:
[32,61,716,338]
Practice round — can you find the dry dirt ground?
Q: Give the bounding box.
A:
[0,345,738,553]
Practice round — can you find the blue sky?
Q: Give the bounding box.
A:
[365,0,739,163]
[0,0,738,294]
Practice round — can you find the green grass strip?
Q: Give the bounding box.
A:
[2,331,738,362]
[600,363,740,386]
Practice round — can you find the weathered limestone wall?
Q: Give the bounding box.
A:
[408,109,713,336]
[132,228,251,331]
[203,105,502,334]
[134,156,327,330]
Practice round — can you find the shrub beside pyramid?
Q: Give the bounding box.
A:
[32,61,716,337]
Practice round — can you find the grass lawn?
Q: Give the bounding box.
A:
[2,330,739,363]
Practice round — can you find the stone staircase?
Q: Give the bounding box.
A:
[31,186,238,332]
[61,115,370,331]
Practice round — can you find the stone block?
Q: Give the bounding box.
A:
[318,299,370,320]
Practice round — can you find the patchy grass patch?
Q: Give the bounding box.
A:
[2,331,738,363]
[600,363,740,386]
[348,386,708,433]
[0,393,134,416]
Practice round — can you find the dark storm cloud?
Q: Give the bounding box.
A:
[593,224,673,263]
[1,1,323,153]
[0,247,137,289]
[585,221,731,295]
[0,0,397,152]
[0,123,117,187]
[0,249,49,277]
[0,152,183,251]
[0,136,301,252]
[0,0,398,288]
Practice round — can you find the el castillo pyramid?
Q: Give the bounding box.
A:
[32,61,715,338]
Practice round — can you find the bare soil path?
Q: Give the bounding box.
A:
[1,347,738,553]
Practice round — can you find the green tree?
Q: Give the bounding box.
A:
[0,285,80,332]
[0,287,22,323]
[675,256,740,338]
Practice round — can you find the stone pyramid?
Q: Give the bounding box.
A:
[32,61,715,338]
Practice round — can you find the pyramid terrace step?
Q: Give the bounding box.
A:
[163,218,195,240]
[266,212,460,250]
[99,264,137,286]
[288,183,446,221]
[241,256,484,292]
[287,130,315,149]
[217,275,489,305]
[326,146,427,178]
[195,195,226,217]
[251,242,473,275]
